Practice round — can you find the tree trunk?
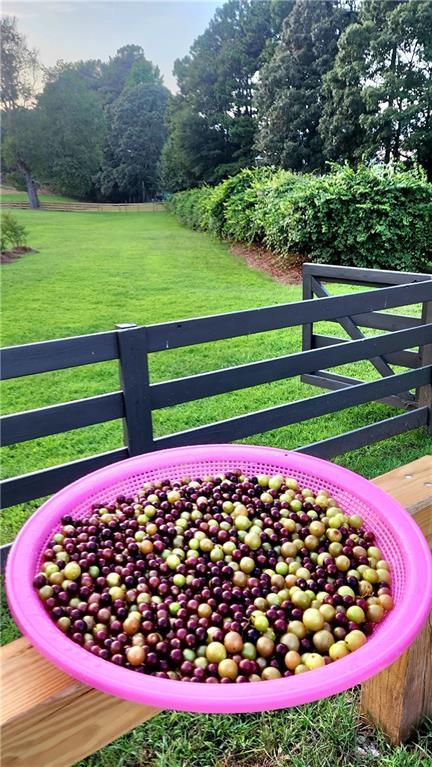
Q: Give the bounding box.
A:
[17,161,40,209]
[418,150,432,182]
[419,110,432,180]
[384,45,397,165]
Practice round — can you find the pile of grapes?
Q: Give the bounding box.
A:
[34,471,393,683]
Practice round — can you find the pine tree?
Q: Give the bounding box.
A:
[256,0,357,171]
[160,0,275,190]
[318,19,369,163]
[320,0,432,178]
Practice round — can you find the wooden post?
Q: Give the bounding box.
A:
[116,323,154,455]
[417,300,432,433]
[360,455,432,743]
[301,265,313,355]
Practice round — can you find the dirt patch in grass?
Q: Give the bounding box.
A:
[1,246,36,264]
[230,242,305,284]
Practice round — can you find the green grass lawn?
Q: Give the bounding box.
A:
[1,209,431,766]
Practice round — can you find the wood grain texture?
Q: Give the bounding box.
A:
[372,455,432,510]
[0,638,160,767]
[360,456,432,744]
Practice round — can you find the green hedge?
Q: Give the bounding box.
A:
[167,165,432,272]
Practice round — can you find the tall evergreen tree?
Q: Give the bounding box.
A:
[98,82,169,201]
[318,18,369,164]
[363,0,432,176]
[97,44,147,105]
[160,0,275,190]
[320,0,432,178]
[255,0,357,171]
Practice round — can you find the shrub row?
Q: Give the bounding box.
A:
[167,165,432,272]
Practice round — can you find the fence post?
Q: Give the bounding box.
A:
[417,300,432,433]
[116,323,154,455]
[302,264,313,354]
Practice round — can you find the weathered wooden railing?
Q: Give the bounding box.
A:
[0,200,164,212]
[1,264,431,570]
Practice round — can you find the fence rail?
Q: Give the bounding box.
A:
[302,263,432,409]
[1,264,431,571]
[1,201,165,213]
[2,280,431,380]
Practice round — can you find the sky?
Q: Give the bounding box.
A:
[2,0,224,92]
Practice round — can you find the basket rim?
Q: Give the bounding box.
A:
[6,444,432,713]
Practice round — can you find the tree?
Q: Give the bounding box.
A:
[320,0,432,178]
[318,19,369,164]
[37,71,106,198]
[125,58,163,88]
[160,100,231,191]
[2,108,43,208]
[362,0,432,176]
[98,82,169,201]
[255,0,357,172]
[98,45,155,105]
[268,0,296,45]
[46,58,104,92]
[1,16,43,206]
[159,132,190,194]
[161,0,274,191]
[0,15,40,111]
[41,45,166,200]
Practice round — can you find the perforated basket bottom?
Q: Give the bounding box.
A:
[7,445,432,713]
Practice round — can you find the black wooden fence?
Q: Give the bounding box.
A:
[302,263,432,409]
[1,264,431,570]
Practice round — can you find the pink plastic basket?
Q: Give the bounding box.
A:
[6,444,432,713]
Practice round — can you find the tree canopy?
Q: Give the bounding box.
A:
[1,16,44,206]
[1,26,168,202]
[99,82,169,201]
[320,0,432,177]
[2,2,431,204]
[255,1,358,172]
[37,71,106,198]
[160,0,275,189]
[0,15,40,111]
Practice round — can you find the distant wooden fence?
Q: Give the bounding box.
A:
[0,201,165,213]
[1,263,431,571]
